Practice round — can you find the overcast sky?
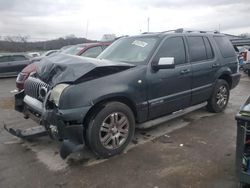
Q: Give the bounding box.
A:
[0,0,250,41]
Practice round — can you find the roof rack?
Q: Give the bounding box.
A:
[142,28,220,35]
[162,28,220,34]
[141,32,158,34]
[183,29,220,34]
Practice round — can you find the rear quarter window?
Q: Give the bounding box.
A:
[213,36,236,58]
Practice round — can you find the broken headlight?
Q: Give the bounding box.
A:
[50,84,69,106]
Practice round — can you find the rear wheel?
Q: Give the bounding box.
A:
[86,102,135,158]
[207,79,230,113]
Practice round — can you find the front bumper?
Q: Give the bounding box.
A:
[15,91,92,158]
[230,72,241,89]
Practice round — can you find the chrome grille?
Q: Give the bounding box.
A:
[24,77,49,101]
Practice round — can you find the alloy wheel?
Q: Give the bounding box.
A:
[99,112,130,150]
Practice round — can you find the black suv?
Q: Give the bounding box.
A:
[14,29,241,158]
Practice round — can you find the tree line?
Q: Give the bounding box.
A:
[0,35,94,52]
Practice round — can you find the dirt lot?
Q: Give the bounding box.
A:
[0,73,250,188]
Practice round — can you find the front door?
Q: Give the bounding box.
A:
[147,36,192,119]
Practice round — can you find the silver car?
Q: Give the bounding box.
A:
[0,54,31,77]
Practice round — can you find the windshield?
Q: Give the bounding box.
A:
[62,45,85,55]
[98,36,158,64]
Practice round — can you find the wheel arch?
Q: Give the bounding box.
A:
[215,67,233,89]
[218,74,232,89]
[82,96,137,130]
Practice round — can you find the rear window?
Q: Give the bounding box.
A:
[214,36,236,58]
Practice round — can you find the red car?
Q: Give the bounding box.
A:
[16,42,111,90]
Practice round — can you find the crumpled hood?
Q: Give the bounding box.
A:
[36,53,135,86]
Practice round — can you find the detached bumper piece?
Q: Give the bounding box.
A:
[43,110,86,159]
[4,123,48,139]
[60,140,84,159]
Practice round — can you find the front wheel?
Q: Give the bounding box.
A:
[86,102,135,158]
[207,79,230,113]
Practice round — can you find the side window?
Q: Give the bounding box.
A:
[81,46,103,58]
[203,37,214,59]
[154,37,186,65]
[187,36,207,62]
[0,56,11,63]
[12,55,27,61]
[214,36,236,58]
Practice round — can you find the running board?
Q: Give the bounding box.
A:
[137,102,207,129]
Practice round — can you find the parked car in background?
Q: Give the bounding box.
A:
[31,50,60,63]
[27,52,40,57]
[242,48,250,76]
[60,45,73,51]
[16,42,111,90]
[0,54,31,77]
[16,50,59,90]
[62,42,111,57]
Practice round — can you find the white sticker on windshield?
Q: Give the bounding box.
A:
[132,40,148,47]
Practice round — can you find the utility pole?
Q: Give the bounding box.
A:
[147,17,150,32]
[86,20,89,39]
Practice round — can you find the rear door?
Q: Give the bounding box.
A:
[187,36,218,105]
[147,36,192,119]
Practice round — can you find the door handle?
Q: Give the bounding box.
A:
[180,69,190,75]
[212,63,220,68]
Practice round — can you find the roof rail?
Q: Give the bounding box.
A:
[142,28,220,35]
[141,32,158,34]
[161,28,220,34]
[184,29,220,34]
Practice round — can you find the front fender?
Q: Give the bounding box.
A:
[59,66,147,110]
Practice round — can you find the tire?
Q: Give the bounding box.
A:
[86,102,135,158]
[207,79,230,113]
[248,70,250,77]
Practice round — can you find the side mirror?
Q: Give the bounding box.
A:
[152,57,175,70]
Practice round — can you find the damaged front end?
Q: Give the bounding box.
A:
[5,90,48,140]
[8,54,134,159]
[10,79,88,159]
